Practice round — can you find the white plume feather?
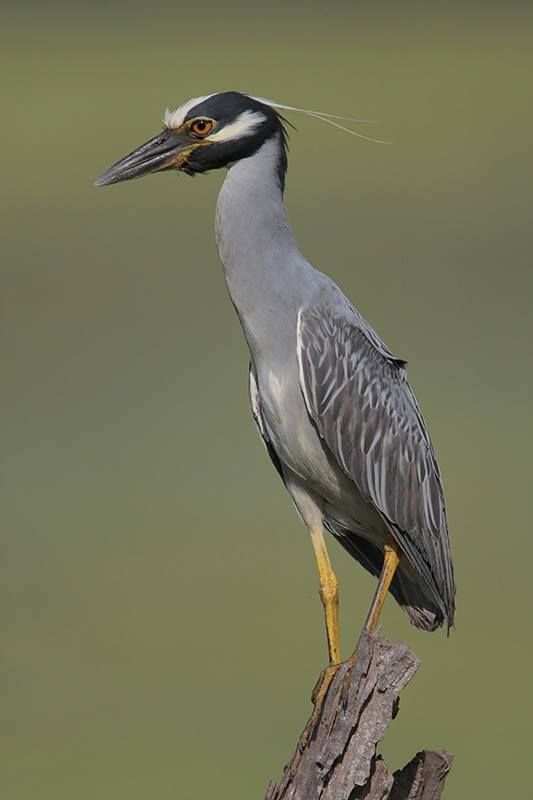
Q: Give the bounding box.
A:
[251,96,390,144]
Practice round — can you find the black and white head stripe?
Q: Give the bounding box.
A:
[164,92,388,144]
[164,93,271,140]
[157,91,386,190]
[162,92,289,188]
[163,93,217,128]
[164,96,267,142]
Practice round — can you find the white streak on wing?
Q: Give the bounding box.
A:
[163,94,216,128]
[296,310,316,424]
[378,455,387,509]
[264,368,284,407]
[320,378,345,415]
[365,427,382,456]
[249,366,266,439]
[208,110,267,142]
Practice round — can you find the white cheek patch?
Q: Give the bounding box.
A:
[163,94,216,129]
[207,110,267,142]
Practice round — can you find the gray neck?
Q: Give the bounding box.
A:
[215,134,310,355]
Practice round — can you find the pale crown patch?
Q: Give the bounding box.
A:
[163,94,216,129]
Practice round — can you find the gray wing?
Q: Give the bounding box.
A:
[297,303,455,624]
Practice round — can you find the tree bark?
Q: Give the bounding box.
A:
[265,634,453,800]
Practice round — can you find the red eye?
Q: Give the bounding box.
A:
[190,118,214,137]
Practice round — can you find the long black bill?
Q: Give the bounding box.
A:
[95,129,187,186]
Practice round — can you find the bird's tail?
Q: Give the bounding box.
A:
[393,569,445,632]
[325,519,447,632]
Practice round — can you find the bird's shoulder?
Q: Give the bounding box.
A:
[299,273,407,376]
[296,280,446,538]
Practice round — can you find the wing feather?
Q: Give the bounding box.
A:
[297,304,455,624]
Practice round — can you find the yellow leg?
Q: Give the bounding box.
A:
[310,527,340,664]
[304,535,400,747]
[363,536,401,636]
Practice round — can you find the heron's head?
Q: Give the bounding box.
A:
[95,91,288,188]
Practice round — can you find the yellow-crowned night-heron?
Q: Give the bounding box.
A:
[96,91,455,667]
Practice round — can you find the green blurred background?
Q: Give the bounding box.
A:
[2,1,532,797]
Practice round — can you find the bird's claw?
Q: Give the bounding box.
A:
[311,663,338,706]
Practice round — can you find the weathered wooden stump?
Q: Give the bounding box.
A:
[265,634,453,800]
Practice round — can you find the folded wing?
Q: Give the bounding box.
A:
[296,303,455,625]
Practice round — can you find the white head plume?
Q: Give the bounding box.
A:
[251,96,390,144]
[163,94,216,129]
